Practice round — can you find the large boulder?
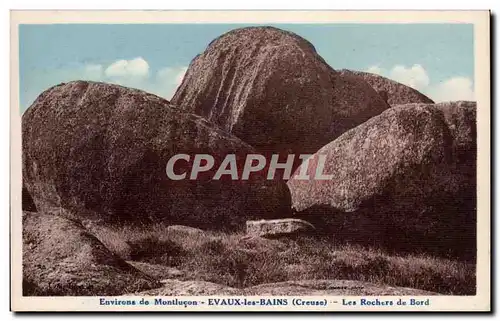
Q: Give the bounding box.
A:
[287,102,476,259]
[340,70,435,105]
[437,101,477,156]
[22,81,291,229]
[172,26,389,156]
[22,210,158,296]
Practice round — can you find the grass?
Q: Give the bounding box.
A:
[91,223,476,295]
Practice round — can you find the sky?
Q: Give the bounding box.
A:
[19,23,474,113]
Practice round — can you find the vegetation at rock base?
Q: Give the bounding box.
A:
[92,223,475,295]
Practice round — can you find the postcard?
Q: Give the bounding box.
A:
[10,10,491,312]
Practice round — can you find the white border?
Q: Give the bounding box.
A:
[9,10,491,313]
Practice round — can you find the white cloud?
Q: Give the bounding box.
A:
[389,64,430,90]
[367,64,430,90]
[365,64,474,103]
[104,57,149,79]
[84,59,187,99]
[429,76,475,102]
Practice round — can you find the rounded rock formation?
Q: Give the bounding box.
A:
[172,26,389,156]
[22,210,158,296]
[22,81,291,229]
[340,69,435,105]
[287,102,476,259]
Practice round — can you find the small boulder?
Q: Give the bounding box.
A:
[246,218,315,238]
[22,210,158,296]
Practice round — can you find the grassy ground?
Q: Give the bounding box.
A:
[92,223,475,295]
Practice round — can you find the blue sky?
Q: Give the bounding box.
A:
[19,23,474,112]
